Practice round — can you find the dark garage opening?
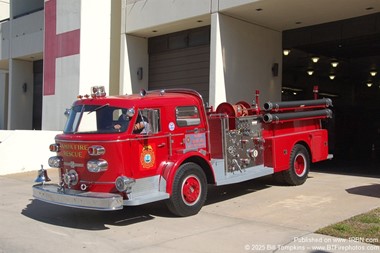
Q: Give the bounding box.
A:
[282,13,380,175]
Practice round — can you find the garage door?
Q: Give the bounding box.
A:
[148,26,210,103]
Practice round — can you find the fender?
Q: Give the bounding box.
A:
[266,133,313,172]
[160,151,215,195]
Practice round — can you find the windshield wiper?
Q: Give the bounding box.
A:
[87,103,110,114]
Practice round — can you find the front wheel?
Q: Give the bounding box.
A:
[166,162,207,217]
[282,144,310,186]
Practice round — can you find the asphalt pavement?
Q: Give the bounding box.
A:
[0,161,379,253]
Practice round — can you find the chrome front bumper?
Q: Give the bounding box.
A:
[32,184,123,211]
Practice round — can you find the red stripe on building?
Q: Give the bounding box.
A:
[43,0,80,96]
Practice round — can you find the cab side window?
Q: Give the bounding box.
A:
[176,106,200,127]
[135,109,160,134]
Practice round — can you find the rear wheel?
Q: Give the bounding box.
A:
[282,144,310,186]
[166,162,207,217]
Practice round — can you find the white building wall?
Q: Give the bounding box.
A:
[42,0,81,130]
[79,0,111,95]
[0,130,60,175]
[0,0,9,20]
[42,0,111,130]
[56,0,80,34]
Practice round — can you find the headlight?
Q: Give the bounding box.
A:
[48,156,63,168]
[87,159,108,173]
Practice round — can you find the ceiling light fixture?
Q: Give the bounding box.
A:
[370,71,377,76]
[307,70,314,76]
[283,49,291,56]
[367,82,373,87]
[331,61,339,68]
[329,75,335,80]
[311,57,319,63]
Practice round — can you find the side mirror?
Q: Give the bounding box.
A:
[64,108,71,117]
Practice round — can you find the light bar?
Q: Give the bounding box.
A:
[91,86,106,97]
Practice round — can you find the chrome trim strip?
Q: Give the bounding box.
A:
[64,161,84,169]
[55,133,184,143]
[79,181,115,185]
[33,184,123,211]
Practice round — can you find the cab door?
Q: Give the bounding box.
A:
[130,109,169,178]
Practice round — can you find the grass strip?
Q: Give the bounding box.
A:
[316,208,380,245]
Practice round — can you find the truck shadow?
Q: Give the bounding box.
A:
[22,200,156,230]
[22,177,275,230]
[346,184,380,198]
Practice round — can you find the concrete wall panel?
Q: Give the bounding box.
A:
[214,14,282,105]
[42,55,80,130]
[126,0,211,33]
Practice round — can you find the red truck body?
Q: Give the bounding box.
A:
[33,87,332,216]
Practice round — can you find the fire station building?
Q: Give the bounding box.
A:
[1,0,380,163]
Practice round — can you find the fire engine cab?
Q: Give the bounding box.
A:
[33,86,333,216]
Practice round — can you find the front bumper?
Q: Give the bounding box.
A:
[33,184,123,211]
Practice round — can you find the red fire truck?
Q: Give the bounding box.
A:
[33,86,333,216]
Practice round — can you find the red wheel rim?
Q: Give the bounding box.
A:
[181,175,201,206]
[294,154,306,177]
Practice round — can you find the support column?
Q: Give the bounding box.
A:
[120,35,148,95]
[209,13,227,108]
[8,59,33,130]
[0,71,8,129]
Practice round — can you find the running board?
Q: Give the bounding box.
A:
[215,164,274,186]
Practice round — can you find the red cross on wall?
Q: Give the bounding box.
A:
[43,0,80,95]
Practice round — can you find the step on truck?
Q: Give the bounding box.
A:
[33,86,333,216]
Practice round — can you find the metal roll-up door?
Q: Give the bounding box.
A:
[148,26,210,103]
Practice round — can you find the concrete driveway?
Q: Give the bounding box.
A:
[0,163,379,253]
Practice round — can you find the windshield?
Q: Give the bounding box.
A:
[64,105,131,134]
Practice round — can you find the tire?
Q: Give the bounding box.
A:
[282,144,310,186]
[166,162,207,217]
